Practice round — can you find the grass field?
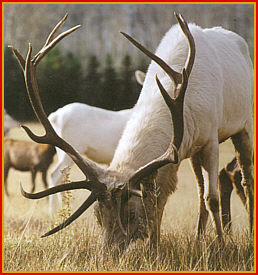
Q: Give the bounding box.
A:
[3,123,254,271]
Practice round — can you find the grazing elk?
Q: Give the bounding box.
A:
[4,138,56,195]
[47,71,144,211]
[10,12,253,249]
[4,109,20,136]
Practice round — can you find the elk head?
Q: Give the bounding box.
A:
[10,12,195,248]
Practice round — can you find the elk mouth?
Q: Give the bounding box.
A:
[94,193,149,245]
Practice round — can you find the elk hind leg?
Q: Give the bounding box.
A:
[218,167,233,232]
[201,140,223,240]
[42,170,48,189]
[231,129,254,236]
[231,169,246,208]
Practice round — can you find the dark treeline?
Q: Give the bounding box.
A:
[4,46,148,121]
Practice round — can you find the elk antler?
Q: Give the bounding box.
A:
[122,12,195,186]
[10,14,106,237]
[121,13,195,87]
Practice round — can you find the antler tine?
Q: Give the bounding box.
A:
[129,71,188,186]
[8,46,25,71]
[8,15,79,72]
[23,44,100,182]
[20,180,94,199]
[156,70,188,150]
[129,146,177,186]
[174,12,195,77]
[33,13,68,62]
[121,12,195,87]
[41,192,97,238]
[20,181,97,237]
[10,15,103,184]
[33,24,81,67]
[120,32,181,86]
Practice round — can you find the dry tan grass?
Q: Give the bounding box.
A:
[3,123,254,271]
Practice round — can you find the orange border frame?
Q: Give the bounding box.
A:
[1,1,257,274]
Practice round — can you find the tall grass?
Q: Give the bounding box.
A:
[4,219,254,271]
[3,123,254,271]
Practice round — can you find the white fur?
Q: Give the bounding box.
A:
[48,103,132,210]
[4,109,20,136]
[109,23,253,233]
[48,71,145,211]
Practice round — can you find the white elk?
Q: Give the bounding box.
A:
[4,109,20,136]
[11,13,253,248]
[47,71,145,211]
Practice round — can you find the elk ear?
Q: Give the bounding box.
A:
[135,70,146,85]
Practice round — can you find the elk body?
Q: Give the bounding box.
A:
[11,13,253,249]
[4,138,56,195]
[48,103,132,210]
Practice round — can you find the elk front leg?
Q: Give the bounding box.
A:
[191,153,209,238]
[201,140,223,240]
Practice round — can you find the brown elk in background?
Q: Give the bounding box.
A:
[4,138,56,196]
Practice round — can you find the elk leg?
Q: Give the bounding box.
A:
[231,128,254,236]
[191,153,209,238]
[201,140,223,240]
[4,165,10,196]
[42,170,48,189]
[30,169,36,193]
[231,170,247,208]
[218,168,233,232]
[224,157,247,209]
